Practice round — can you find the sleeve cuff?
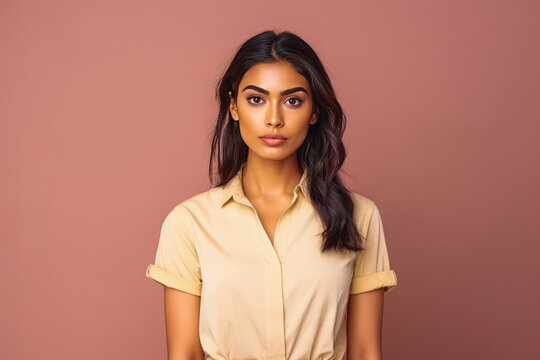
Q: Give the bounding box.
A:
[145,264,202,296]
[349,269,397,295]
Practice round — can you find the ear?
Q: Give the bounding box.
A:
[228,91,239,121]
[310,109,317,125]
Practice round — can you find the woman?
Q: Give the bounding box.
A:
[146,30,398,360]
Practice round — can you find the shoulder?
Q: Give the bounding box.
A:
[168,185,225,220]
[349,191,378,236]
[349,191,376,215]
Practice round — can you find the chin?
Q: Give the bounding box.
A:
[258,148,299,161]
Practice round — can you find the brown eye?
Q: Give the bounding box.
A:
[286,97,303,107]
[247,96,263,105]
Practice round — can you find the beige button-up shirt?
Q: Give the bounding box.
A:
[145,166,397,360]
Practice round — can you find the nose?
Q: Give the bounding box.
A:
[265,101,284,128]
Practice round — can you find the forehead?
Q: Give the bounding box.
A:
[239,61,310,92]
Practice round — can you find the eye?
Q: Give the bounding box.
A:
[285,97,303,107]
[247,96,264,105]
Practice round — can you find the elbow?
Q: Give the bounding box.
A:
[168,353,204,360]
[347,350,382,360]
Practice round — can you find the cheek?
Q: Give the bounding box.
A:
[237,106,263,129]
[288,107,314,131]
[237,120,261,148]
[285,124,310,150]
[290,115,311,135]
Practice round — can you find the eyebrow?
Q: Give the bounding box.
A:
[241,85,309,96]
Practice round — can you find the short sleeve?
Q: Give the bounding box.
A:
[349,202,398,295]
[145,204,202,296]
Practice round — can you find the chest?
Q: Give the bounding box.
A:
[251,199,291,246]
[196,201,356,360]
[196,199,356,284]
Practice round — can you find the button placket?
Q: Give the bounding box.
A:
[273,187,300,263]
[235,188,300,359]
[238,189,299,263]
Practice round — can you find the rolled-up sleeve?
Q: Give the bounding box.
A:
[145,204,202,296]
[349,202,397,295]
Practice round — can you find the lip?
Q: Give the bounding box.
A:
[260,134,287,140]
[259,134,287,146]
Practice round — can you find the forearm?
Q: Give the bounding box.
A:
[348,348,382,360]
[167,352,205,360]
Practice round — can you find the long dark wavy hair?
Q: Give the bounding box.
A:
[208,30,364,254]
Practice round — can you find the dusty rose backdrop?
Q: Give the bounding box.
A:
[1,1,538,359]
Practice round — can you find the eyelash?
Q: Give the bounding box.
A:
[247,96,303,107]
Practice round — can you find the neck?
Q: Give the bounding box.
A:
[242,152,302,200]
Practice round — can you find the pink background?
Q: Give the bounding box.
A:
[1,1,538,359]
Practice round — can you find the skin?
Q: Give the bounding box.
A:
[163,287,204,360]
[347,288,386,360]
[164,60,385,360]
[228,60,317,245]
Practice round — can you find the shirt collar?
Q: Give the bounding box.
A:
[219,165,310,207]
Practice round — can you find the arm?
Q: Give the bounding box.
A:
[347,288,385,360]
[164,286,205,360]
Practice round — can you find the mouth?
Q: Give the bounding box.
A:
[259,135,287,146]
[260,134,287,140]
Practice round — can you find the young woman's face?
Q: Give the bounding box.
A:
[229,61,317,161]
